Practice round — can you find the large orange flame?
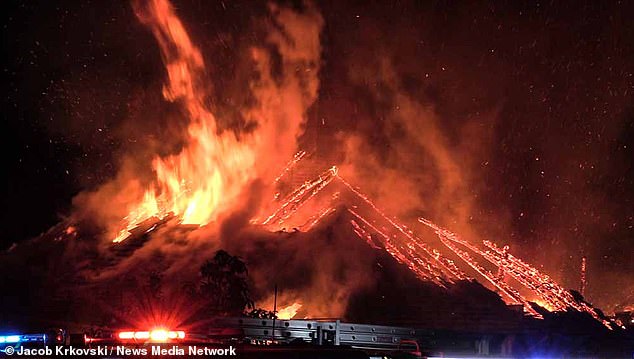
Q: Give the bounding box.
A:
[114,0,255,242]
[277,302,302,320]
[110,0,323,242]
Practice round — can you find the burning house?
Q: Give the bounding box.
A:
[2,0,634,357]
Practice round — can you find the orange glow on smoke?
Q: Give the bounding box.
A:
[277,302,302,320]
[106,0,323,242]
[114,0,255,242]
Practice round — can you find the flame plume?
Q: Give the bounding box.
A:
[106,0,323,242]
[277,302,302,320]
[112,0,255,242]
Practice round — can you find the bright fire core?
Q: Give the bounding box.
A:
[113,0,255,243]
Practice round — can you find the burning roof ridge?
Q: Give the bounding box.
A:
[264,164,613,327]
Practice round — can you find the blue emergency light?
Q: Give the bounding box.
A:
[0,334,46,344]
[0,335,20,343]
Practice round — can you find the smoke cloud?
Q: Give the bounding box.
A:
[67,0,337,319]
[3,0,632,323]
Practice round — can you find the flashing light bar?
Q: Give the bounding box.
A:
[117,330,185,342]
[0,334,46,344]
[0,335,20,343]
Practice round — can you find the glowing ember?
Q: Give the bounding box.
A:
[275,151,307,184]
[263,166,338,226]
[277,302,302,320]
[533,299,556,312]
[419,217,612,327]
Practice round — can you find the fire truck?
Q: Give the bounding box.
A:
[0,318,443,358]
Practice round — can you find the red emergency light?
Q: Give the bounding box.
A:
[117,329,185,342]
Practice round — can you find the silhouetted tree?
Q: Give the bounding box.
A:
[245,308,276,319]
[199,250,254,316]
[147,271,163,299]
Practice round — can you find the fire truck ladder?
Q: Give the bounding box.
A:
[208,317,427,353]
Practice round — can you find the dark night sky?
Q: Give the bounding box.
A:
[2,1,633,309]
